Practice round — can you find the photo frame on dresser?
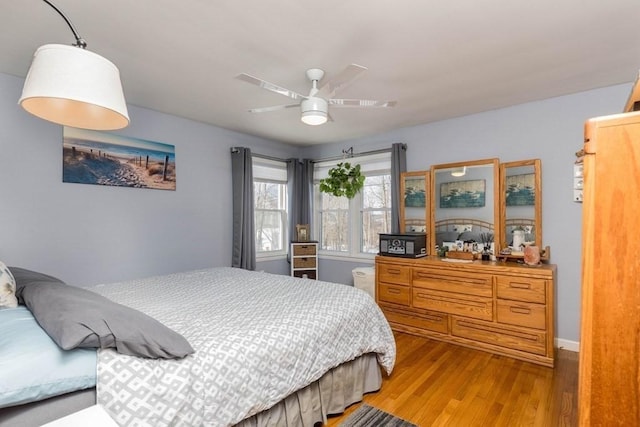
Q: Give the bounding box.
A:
[295,224,310,242]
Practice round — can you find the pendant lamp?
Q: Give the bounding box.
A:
[19,0,129,130]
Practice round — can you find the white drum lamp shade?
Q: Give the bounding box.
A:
[19,44,129,130]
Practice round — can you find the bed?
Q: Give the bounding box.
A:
[0,266,396,427]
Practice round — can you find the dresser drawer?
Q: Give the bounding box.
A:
[413,268,493,298]
[378,264,411,286]
[381,305,449,334]
[497,300,546,330]
[378,283,410,306]
[451,316,547,356]
[496,276,546,303]
[292,244,317,256]
[293,257,316,268]
[413,289,493,321]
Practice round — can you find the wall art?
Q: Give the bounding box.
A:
[439,179,485,208]
[63,127,176,190]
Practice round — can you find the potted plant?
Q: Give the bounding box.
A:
[319,162,365,199]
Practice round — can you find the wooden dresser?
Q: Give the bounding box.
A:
[375,256,556,367]
[578,112,640,425]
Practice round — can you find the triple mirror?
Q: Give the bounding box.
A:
[399,158,543,259]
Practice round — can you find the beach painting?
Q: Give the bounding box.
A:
[505,173,535,206]
[63,127,176,191]
[404,176,426,207]
[440,179,485,208]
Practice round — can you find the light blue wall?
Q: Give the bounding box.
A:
[0,72,298,286]
[301,82,632,343]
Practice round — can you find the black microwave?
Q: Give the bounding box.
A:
[379,233,427,258]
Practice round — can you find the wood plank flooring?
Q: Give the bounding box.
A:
[326,332,578,427]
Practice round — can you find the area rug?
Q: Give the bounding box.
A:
[339,404,417,427]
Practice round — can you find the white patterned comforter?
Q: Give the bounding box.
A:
[89,267,396,426]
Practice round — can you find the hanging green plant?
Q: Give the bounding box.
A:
[319,162,365,199]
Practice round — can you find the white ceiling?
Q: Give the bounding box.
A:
[2,1,640,146]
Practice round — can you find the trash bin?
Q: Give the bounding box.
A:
[352,266,375,299]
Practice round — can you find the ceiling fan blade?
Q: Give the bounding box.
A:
[329,99,397,108]
[316,64,367,99]
[236,73,305,101]
[248,104,299,113]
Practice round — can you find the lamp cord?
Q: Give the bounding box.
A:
[41,0,87,49]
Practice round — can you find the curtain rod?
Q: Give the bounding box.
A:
[248,144,404,163]
[311,147,395,163]
[251,152,289,162]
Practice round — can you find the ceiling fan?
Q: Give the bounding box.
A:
[236,64,397,126]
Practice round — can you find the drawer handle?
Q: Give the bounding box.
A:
[387,268,402,275]
[510,306,531,315]
[387,288,401,295]
[510,282,531,290]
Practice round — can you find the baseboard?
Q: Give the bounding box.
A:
[555,338,579,353]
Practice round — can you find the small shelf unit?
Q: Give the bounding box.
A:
[290,241,318,280]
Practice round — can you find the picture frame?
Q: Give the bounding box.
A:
[505,173,535,206]
[404,176,426,207]
[439,179,486,208]
[296,224,310,242]
[63,127,176,191]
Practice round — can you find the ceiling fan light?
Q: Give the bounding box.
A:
[19,44,129,130]
[301,97,328,126]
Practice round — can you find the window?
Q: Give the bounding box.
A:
[253,157,288,257]
[314,152,392,258]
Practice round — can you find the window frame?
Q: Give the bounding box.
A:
[253,158,288,260]
[314,153,392,261]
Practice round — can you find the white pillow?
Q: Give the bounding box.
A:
[0,262,17,308]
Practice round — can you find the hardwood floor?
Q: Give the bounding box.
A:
[326,332,578,426]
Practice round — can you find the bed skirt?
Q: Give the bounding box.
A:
[0,353,381,427]
[236,352,382,426]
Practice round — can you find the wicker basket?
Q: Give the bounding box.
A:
[293,245,316,256]
[293,257,316,268]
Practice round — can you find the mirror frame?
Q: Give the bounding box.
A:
[400,170,430,236]
[498,159,542,254]
[430,158,500,256]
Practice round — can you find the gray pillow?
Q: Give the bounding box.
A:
[11,267,194,359]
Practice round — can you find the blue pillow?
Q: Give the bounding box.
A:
[0,306,96,408]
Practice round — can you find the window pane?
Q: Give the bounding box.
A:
[255,210,284,252]
[254,182,284,209]
[321,192,349,209]
[254,181,287,254]
[362,210,391,253]
[321,211,349,252]
[361,174,392,253]
[363,175,391,209]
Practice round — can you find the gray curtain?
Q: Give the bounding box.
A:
[390,143,407,233]
[287,159,314,242]
[231,147,256,270]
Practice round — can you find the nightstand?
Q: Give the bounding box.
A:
[290,241,318,280]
